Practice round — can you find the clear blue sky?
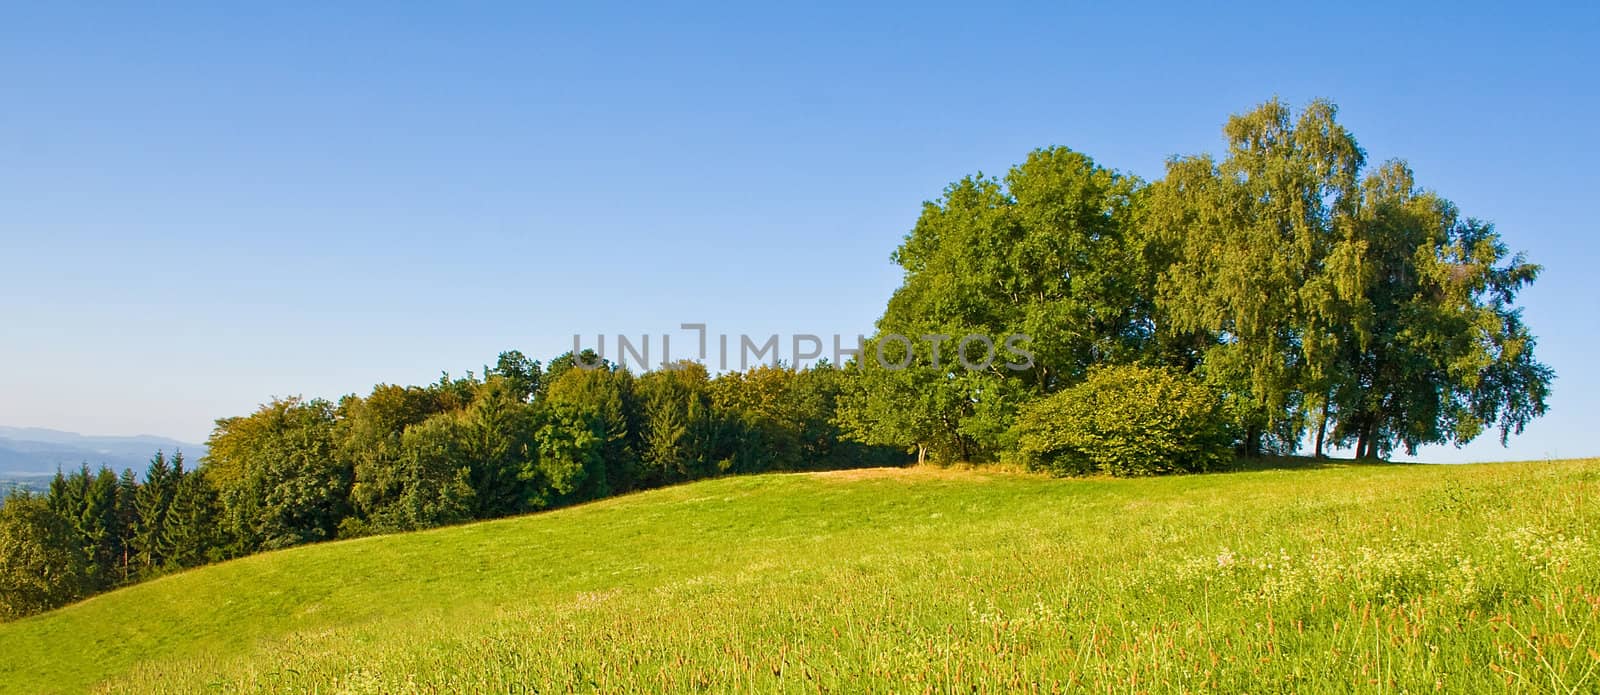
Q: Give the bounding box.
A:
[2,2,1595,462]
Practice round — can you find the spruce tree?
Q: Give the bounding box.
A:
[132,452,178,574]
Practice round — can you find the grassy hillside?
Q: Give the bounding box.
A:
[3,460,1598,693]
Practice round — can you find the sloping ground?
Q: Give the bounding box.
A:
[2,460,1598,693]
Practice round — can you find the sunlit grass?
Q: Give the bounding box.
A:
[2,459,1598,693]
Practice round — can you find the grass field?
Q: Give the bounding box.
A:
[2,459,1599,693]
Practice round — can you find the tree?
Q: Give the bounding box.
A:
[386,415,476,529]
[537,350,608,402]
[533,402,607,507]
[1149,98,1368,455]
[835,343,975,465]
[0,493,90,620]
[712,365,808,471]
[852,147,1152,462]
[453,378,542,517]
[339,384,453,533]
[1149,99,1550,459]
[132,452,180,572]
[788,361,893,470]
[541,364,639,499]
[44,464,129,590]
[205,398,348,551]
[489,350,542,403]
[114,468,139,582]
[636,362,723,485]
[1331,161,1551,457]
[45,467,86,543]
[160,469,226,569]
[78,466,123,588]
[885,149,1150,384]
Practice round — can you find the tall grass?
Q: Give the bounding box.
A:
[2,460,1597,693]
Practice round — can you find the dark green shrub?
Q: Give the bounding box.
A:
[1011,365,1232,476]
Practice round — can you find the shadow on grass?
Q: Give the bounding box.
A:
[859,454,1427,482]
[1222,454,1422,473]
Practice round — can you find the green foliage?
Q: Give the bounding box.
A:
[488,350,542,403]
[636,362,723,485]
[541,365,639,500]
[1147,99,1368,455]
[885,147,1150,390]
[711,365,801,472]
[339,383,455,534]
[1148,100,1551,458]
[47,465,125,590]
[849,147,1155,462]
[112,468,138,582]
[1013,365,1232,476]
[159,470,226,569]
[537,349,608,402]
[710,363,893,472]
[391,417,478,529]
[131,452,180,572]
[835,339,984,464]
[8,454,225,620]
[1330,161,1552,457]
[207,398,348,551]
[846,98,1550,465]
[786,362,898,470]
[453,379,543,516]
[532,403,606,505]
[0,493,90,621]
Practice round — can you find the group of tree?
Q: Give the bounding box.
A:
[1,352,899,619]
[0,98,1553,619]
[841,98,1550,473]
[208,353,895,545]
[0,452,220,620]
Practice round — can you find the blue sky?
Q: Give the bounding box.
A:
[1,2,1595,462]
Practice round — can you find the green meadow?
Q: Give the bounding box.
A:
[3,459,1598,693]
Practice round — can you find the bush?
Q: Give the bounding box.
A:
[1011,365,1232,476]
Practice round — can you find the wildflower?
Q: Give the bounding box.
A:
[1216,548,1236,569]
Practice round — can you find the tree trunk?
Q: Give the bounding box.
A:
[916,443,926,467]
[1355,416,1383,460]
[1313,401,1329,459]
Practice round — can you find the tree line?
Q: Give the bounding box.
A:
[1,354,899,618]
[0,98,1552,619]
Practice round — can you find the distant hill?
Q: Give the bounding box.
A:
[0,472,53,497]
[0,426,205,476]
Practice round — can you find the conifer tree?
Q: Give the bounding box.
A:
[161,470,223,569]
[132,452,179,573]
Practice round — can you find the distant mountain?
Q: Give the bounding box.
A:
[0,426,206,476]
